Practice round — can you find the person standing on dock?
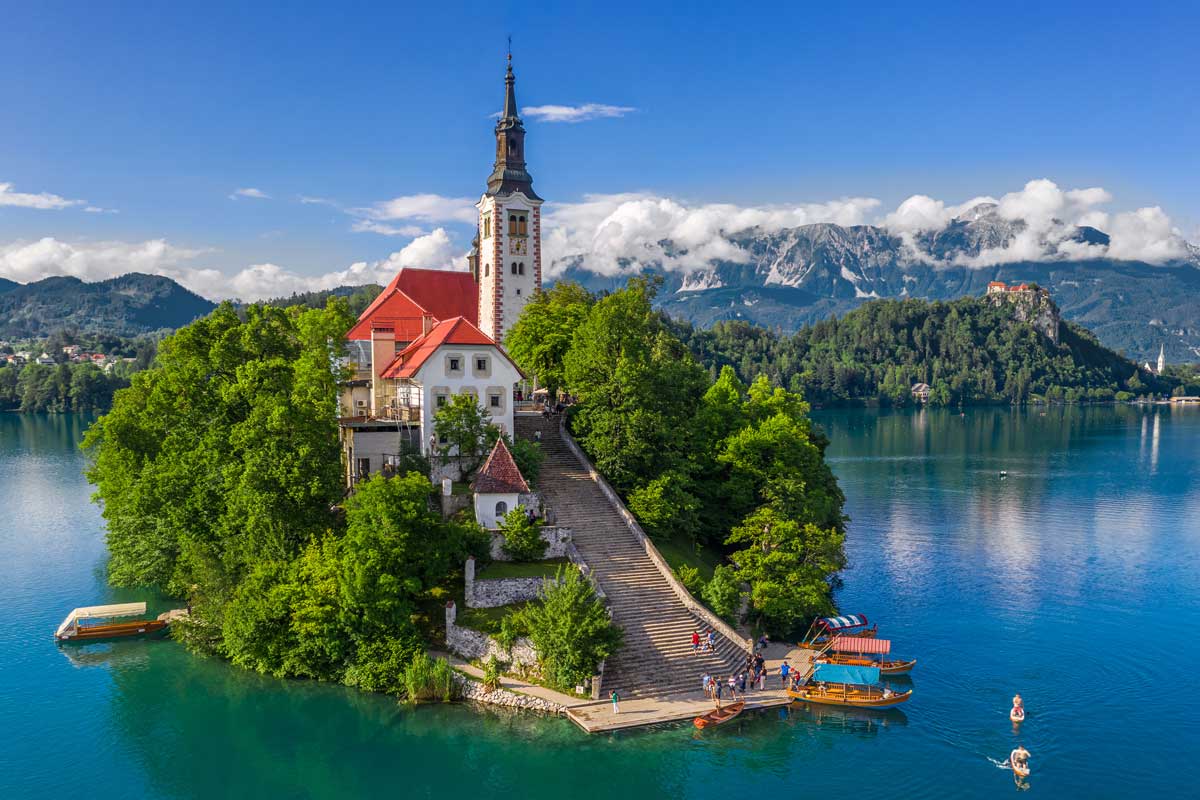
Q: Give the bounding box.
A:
[611,690,620,715]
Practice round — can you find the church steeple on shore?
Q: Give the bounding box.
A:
[486,53,541,201]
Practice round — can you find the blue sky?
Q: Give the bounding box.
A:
[1,1,1197,298]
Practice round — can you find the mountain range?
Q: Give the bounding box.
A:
[557,203,1200,364]
[0,273,216,338]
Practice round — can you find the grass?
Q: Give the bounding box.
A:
[457,601,536,636]
[654,531,721,583]
[477,558,569,580]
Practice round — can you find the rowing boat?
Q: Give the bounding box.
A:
[54,602,169,644]
[694,701,745,729]
[787,664,912,708]
[816,636,916,675]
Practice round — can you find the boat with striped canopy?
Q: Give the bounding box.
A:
[817,635,917,675]
[800,614,878,648]
[787,663,912,708]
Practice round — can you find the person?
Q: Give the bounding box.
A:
[757,632,771,650]
[739,671,748,695]
[1010,744,1030,774]
[758,667,766,691]
[534,429,541,442]
[611,689,620,715]
[691,630,700,655]
[727,674,737,699]
[702,672,711,696]
[1012,693,1024,710]
[780,660,790,689]
[706,629,716,653]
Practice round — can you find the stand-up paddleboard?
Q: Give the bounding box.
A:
[1010,706,1025,722]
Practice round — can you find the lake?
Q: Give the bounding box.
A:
[1,406,1197,798]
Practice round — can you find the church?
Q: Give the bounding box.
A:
[338,57,542,485]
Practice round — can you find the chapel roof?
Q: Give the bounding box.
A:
[472,437,529,495]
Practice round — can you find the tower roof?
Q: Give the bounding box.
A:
[501,57,519,121]
[472,437,529,495]
[486,55,541,201]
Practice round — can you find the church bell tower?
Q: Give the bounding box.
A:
[476,53,542,343]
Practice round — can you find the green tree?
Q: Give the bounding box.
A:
[701,564,742,623]
[516,566,623,692]
[505,281,592,400]
[727,505,845,635]
[434,393,493,470]
[498,506,547,561]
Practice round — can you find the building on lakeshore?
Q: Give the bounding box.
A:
[338,56,541,486]
[911,382,931,403]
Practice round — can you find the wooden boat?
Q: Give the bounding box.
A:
[800,614,878,649]
[821,652,918,675]
[694,701,745,729]
[817,636,916,675]
[787,664,912,709]
[54,602,168,643]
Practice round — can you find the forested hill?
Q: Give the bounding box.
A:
[0,273,216,337]
[672,293,1176,406]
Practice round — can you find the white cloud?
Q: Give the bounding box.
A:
[299,195,337,207]
[521,103,636,123]
[0,228,464,302]
[351,220,425,237]
[230,187,270,200]
[882,179,1189,266]
[543,192,880,275]
[355,193,476,226]
[0,181,84,210]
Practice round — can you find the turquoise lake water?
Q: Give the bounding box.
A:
[1,407,1198,798]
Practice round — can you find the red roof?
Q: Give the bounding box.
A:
[379,316,518,379]
[471,438,529,494]
[347,268,478,341]
[988,281,1007,287]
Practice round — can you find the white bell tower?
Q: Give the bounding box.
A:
[476,53,542,343]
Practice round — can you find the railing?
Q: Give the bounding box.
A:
[376,406,421,422]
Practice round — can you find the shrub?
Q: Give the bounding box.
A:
[674,564,705,596]
[402,653,456,703]
[343,635,424,695]
[496,611,528,650]
[702,564,742,623]
[499,507,547,561]
[482,655,503,692]
[515,566,623,693]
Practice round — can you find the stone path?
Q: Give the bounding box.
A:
[515,413,749,699]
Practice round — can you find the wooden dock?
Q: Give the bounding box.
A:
[566,643,818,733]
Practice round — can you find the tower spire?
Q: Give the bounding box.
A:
[486,47,540,200]
[502,47,518,121]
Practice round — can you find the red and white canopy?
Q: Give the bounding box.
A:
[829,635,891,654]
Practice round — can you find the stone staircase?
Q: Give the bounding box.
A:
[515,413,748,698]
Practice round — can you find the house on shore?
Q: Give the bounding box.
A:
[472,438,530,529]
[911,382,931,403]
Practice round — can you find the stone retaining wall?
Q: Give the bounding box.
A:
[464,556,550,608]
[444,601,539,669]
[452,673,565,714]
[488,525,572,561]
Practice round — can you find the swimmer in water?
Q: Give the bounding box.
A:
[1010,744,1030,773]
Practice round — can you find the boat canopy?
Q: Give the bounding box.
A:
[812,663,882,685]
[817,614,869,631]
[55,602,147,638]
[830,635,891,654]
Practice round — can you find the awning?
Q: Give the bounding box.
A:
[55,602,147,637]
[829,636,891,654]
[811,663,881,685]
[817,614,869,631]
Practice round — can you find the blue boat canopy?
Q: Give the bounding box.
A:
[811,663,882,685]
[817,614,868,631]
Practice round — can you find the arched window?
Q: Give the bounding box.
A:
[518,215,527,236]
[495,501,508,517]
[509,214,517,235]
[518,262,525,275]
[484,263,489,277]
[511,262,518,275]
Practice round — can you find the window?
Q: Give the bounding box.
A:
[518,262,525,275]
[511,262,518,275]
[495,501,508,516]
[482,214,491,238]
[489,393,501,408]
[516,288,521,295]
[476,357,488,371]
[356,457,370,477]
[435,394,448,408]
[449,357,460,372]
[518,215,527,236]
[484,263,489,277]
[509,214,517,235]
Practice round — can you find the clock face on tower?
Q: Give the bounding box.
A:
[509,238,527,256]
